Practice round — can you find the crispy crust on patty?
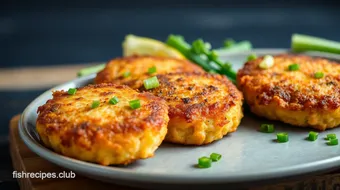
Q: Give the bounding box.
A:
[237,54,340,130]
[36,83,169,165]
[143,72,244,145]
[94,55,204,89]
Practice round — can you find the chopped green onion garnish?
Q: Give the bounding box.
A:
[109,96,119,105]
[210,153,222,162]
[166,35,214,71]
[91,100,100,109]
[143,76,160,90]
[208,50,218,61]
[260,124,275,133]
[288,63,300,71]
[259,55,274,69]
[314,72,324,79]
[123,71,131,78]
[67,88,77,95]
[198,156,212,168]
[291,33,340,54]
[223,39,235,48]
[327,133,337,140]
[308,131,318,141]
[165,35,238,83]
[215,41,252,55]
[191,39,207,54]
[277,133,289,143]
[204,42,212,50]
[129,99,141,109]
[327,138,338,146]
[247,53,257,61]
[147,66,157,74]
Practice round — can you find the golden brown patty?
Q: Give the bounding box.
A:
[36,83,169,165]
[142,72,243,145]
[237,54,340,130]
[95,55,204,89]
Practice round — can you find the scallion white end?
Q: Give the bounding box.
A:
[259,55,274,69]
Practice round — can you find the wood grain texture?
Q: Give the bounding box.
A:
[0,64,102,90]
[9,115,340,190]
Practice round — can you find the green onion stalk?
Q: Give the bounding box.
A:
[166,35,243,83]
[291,34,340,54]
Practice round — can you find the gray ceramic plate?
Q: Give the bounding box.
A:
[19,49,340,189]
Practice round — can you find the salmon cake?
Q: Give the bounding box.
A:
[142,72,243,145]
[237,54,340,130]
[36,83,169,165]
[95,55,204,89]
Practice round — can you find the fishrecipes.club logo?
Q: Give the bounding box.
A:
[12,171,76,180]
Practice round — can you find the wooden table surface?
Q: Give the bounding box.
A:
[0,64,100,91]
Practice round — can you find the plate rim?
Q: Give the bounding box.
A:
[19,48,340,185]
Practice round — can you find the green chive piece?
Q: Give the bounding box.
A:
[308,131,318,141]
[247,53,257,61]
[260,124,275,133]
[327,134,337,140]
[291,33,340,54]
[165,34,238,82]
[123,71,131,78]
[210,153,222,162]
[109,96,119,105]
[314,72,324,79]
[143,76,160,90]
[204,42,212,50]
[277,133,289,143]
[208,50,218,61]
[288,63,300,71]
[327,138,338,146]
[148,66,157,74]
[198,156,212,168]
[224,39,235,48]
[259,55,274,69]
[91,100,100,109]
[191,39,207,54]
[216,41,252,54]
[67,88,77,95]
[129,99,141,109]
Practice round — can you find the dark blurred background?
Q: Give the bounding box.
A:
[1,0,340,189]
[2,0,340,68]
